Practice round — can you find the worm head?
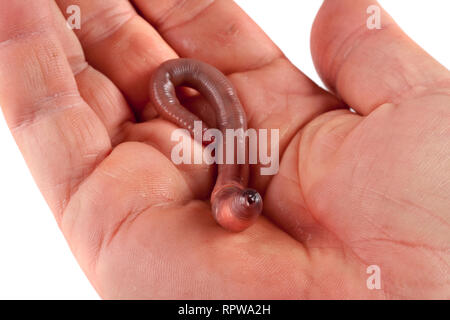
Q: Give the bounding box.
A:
[211,186,263,232]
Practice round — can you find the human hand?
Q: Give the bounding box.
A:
[0,0,448,299]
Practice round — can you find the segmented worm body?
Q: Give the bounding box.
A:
[149,58,262,232]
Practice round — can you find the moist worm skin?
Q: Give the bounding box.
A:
[149,58,262,232]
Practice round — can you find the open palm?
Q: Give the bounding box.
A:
[1,0,448,299]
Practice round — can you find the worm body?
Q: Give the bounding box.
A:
[149,58,262,232]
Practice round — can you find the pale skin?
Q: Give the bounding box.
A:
[0,0,449,299]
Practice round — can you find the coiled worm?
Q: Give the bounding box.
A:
[149,58,262,232]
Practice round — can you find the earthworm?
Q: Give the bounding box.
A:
[149,58,262,232]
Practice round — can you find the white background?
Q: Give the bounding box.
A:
[0,0,449,299]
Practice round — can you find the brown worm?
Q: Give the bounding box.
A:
[149,58,262,232]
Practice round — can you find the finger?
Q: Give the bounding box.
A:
[55,0,178,114]
[50,1,134,143]
[311,0,450,115]
[132,0,283,74]
[0,0,111,220]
